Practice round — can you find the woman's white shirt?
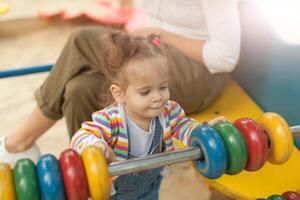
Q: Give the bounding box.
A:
[144,0,241,73]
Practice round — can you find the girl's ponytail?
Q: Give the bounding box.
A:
[101,30,139,80]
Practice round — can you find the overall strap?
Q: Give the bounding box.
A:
[148,117,163,155]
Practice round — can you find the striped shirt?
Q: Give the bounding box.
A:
[70,100,198,161]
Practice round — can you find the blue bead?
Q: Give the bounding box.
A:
[37,154,66,200]
[189,124,227,179]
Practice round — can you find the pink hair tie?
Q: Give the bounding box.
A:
[152,36,160,45]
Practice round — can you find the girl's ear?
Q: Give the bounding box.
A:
[110,84,125,103]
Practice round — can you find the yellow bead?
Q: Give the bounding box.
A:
[0,163,16,200]
[82,146,111,200]
[258,112,293,164]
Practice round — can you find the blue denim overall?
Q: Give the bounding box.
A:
[110,117,164,200]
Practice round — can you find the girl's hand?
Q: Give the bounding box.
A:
[203,116,228,127]
[93,142,116,163]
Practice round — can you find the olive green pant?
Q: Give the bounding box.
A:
[35,26,228,135]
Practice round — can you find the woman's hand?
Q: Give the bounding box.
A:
[93,142,116,163]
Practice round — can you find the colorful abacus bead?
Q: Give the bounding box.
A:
[282,191,300,200]
[267,194,286,200]
[0,163,16,200]
[257,112,293,164]
[234,118,268,171]
[13,159,41,200]
[59,149,89,200]
[213,121,248,175]
[188,124,227,179]
[82,146,111,200]
[37,154,66,200]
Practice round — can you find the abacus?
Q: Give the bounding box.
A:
[1,112,299,200]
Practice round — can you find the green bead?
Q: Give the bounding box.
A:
[213,121,248,174]
[267,195,286,200]
[13,159,41,200]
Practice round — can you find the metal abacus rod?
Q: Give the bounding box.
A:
[109,147,202,177]
[108,125,299,177]
[291,125,300,138]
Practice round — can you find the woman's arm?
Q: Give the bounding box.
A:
[132,0,240,74]
[201,0,241,73]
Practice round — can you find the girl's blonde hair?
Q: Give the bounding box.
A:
[100,30,168,107]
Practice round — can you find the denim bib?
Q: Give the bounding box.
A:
[110,117,164,200]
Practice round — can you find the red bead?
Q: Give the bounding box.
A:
[282,191,300,200]
[59,149,89,200]
[234,118,268,171]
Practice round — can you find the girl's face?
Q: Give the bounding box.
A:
[120,59,170,121]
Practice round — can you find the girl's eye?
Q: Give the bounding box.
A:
[160,86,168,90]
[140,90,150,96]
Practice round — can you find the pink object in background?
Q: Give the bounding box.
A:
[37,0,133,25]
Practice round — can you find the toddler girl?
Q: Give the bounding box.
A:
[70,30,224,200]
